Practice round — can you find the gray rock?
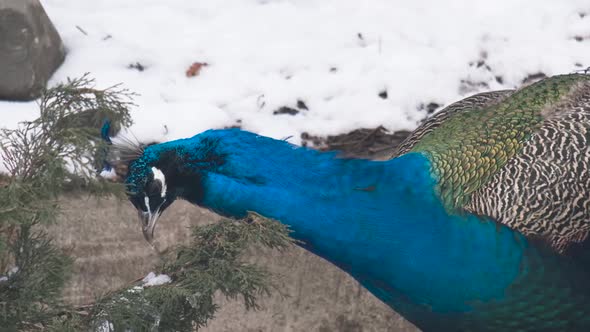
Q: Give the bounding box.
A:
[0,0,65,101]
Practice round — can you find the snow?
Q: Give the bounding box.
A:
[0,267,20,283]
[128,286,144,293]
[142,271,172,287]
[96,320,114,332]
[1,0,589,173]
[8,266,19,276]
[99,168,118,180]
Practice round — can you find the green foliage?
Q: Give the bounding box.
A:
[46,315,85,332]
[0,75,134,330]
[0,74,134,230]
[0,75,296,331]
[89,213,296,331]
[0,224,72,330]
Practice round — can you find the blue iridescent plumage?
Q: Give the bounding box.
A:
[99,119,113,172]
[121,74,590,331]
[100,120,113,145]
[123,128,590,331]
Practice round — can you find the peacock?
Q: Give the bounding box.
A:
[117,73,590,331]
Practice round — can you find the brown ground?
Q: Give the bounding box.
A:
[48,196,418,332]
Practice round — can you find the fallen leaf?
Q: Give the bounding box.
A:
[186,62,209,77]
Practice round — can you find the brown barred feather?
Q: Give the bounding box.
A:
[392,74,590,253]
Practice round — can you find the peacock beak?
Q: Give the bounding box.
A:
[139,210,160,243]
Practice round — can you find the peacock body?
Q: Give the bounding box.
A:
[122,74,590,331]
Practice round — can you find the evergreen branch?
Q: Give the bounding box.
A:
[0,74,296,331]
[0,75,134,331]
[72,214,296,331]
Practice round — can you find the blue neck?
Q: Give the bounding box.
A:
[183,129,529,320]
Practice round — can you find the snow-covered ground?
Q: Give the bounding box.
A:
[2,0,589,149]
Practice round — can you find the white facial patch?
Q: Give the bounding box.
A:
[144,195,151,217]
[151,167,167,198]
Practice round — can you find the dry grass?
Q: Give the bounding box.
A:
[46,194,417,331]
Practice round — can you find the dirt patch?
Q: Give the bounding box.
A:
[301,126,411,160]
[49,196,417,331]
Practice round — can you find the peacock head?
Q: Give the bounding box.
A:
[123,139,213,243]
[126,156,177,243]
[105,129,229,243]
[100,121,208,243]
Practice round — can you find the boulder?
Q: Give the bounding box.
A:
[0,0,65,101]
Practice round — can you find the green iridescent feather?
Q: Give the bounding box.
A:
[411,74,590,211]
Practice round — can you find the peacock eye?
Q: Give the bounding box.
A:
[147,180,163,197]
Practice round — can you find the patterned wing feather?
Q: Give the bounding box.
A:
[391,89,514,157]
[466,79,590,252]
[397,74,590,252]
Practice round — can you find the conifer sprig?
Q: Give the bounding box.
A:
[0,76,295,331]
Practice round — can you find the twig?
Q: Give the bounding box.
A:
[76,25,88,36]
